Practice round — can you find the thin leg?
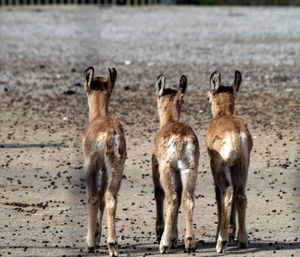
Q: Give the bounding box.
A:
[171,179,182,248]
[96,169,107,246]
[152,154,165,242]
[214,166,233,254]
[215,185,221,243]
[237,161,249,248]
[159,164,178,254]
[229,190,237,244]
[85,160,99,252]
[211,159,221,243]
[229,165,240,244]
[236,186,248,248]
[182,168,197,254]
[105,158,124,257]
[216,183,233,253]
[106,190,118,257]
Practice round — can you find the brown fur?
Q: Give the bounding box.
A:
[152,74,199,254]
[206,71,253,253]
[154,122,198,162]
[82,67,126,257]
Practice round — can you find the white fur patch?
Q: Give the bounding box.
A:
[86,132,122,173]
[178,139,196,169]
[179,138,198,186]
[95,133,107,152]
[164,136,198,188]
[165,135,178,165]
[219,136,236,161]
[183,138,197,165]
[219,133,250,168]
[180,168,190,186]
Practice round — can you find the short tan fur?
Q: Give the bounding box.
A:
[82,67,126,257]
[152,74,199,254]
[206,71,253,253]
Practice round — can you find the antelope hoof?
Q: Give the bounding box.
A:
[185,237,195,254]
[160,233,171,253]
[239,241,248,248]
[171,237,178,248]
[86,246,95,253]
[229,233,235,244]
[108,241,118,257]
[95,231,100,246]
[159,244,169,254]
[86,236,95,252]
[156,227,164,242]
[216,240,227,253]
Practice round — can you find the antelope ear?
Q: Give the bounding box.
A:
[108,67,117,94]
[155,74,166,97]
[179,75,187,100]
[84,66,94,93]
[209,71,221,94]
[233,70,242,92]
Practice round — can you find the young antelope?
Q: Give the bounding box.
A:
[82,67,126,257]
[206,71,253,253]
[152,74,199,254]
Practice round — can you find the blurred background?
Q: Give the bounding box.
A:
[0,0,300,6]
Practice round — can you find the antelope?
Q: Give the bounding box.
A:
[152,74,199,254]
[82,67,126,257]
[206,71,253,253]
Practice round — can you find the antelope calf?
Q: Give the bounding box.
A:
[82,67,126,257]
[152,74,199,254]
[206,71,253,253]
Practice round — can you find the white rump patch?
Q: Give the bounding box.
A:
[219,133,250,167]
[219,135,238,164]
[165,135,177,164]
[178,138,197,186]
[86,133,107,156]
[178,138,196,169]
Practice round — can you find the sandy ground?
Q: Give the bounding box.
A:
[0,6,299,257]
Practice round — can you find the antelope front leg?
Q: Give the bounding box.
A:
[215,185,222,243]
[96,169,108,246]
[85,166,99,252]
[152,154,165,242]
[236,188,248,248]
[96,194,105,246]
[155,186,165,242]
[169,173,182,249]
[171,184,182,248]
[229,195,237,244]
[236,163,249,248]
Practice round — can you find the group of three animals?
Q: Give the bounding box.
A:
[82,66,253,256]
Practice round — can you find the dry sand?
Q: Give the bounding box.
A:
[0,6,299,257]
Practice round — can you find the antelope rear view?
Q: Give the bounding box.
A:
[206,71,253,253]
[82,67,126,257]
[152,74,199,254]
